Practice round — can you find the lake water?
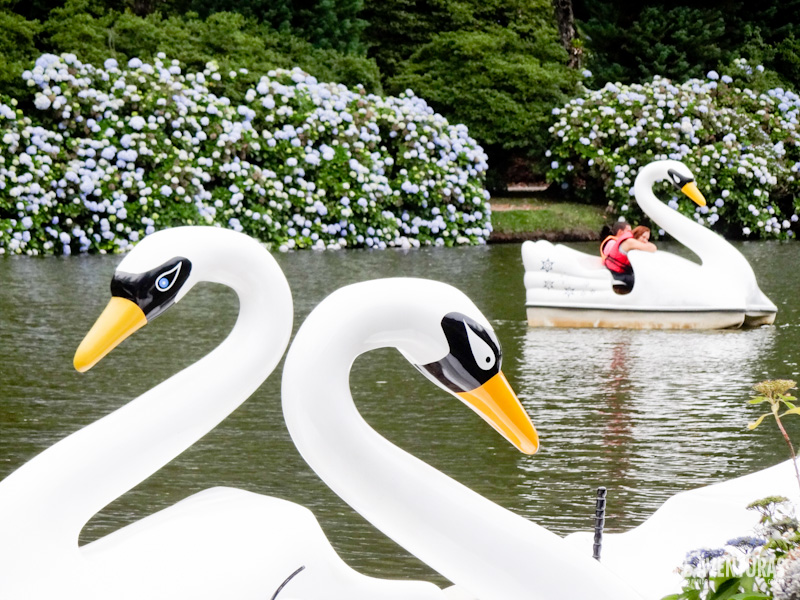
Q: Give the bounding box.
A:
[0,240,798,585]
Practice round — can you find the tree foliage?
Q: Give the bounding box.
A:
[365,0,578,184]
[391,28,575,150]
[0,13,39,97]
[33,0,382,99]
[575,0,800,90]
[186,0,367,54]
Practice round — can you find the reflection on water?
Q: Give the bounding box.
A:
[514,326,779,533]
[0,240,798,584]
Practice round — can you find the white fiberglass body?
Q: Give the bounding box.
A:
[282,278,642,600]
[523,160,776,329]
[0,227,444,600]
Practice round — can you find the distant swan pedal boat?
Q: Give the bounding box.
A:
[522,160,777,330]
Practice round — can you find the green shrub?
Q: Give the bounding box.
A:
[0,9,41,101]
[390,26,577,184]
[40,3,382,99]
[0,53,491,254]
[546,59,800,240]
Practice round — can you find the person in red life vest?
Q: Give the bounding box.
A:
[600,222,657,292]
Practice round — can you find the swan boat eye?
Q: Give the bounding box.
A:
[667,168,693,190]
[416,312,502,394]
[110,257,192,321]
[155,262,183,292]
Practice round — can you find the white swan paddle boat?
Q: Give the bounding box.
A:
[281,278,643,600]
[522,160,777,329]
[281,279,800,600]
[0,227,448,600]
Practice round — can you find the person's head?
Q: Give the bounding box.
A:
[631,225,651,242]
[610,221,631,236]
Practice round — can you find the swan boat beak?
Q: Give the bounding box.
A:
[457,371,540,455]
[682,181,706,207]
[74,297,147,373]
[668,168,706,207]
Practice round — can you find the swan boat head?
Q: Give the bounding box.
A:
[409,301,540,455]
[284,277,540,460]
[385,279,539,455]
[643,159,707,208]
[73,225,288,372]
[416,312,539,454]
[73,229,208,372]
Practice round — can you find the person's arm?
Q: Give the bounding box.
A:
[620,238,657,253]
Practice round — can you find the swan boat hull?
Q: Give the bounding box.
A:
[525,306,758,330]
[522,240,777,330]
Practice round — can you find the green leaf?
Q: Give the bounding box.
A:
[736,575,754,592]
[708,578,744,600]
[747,413,769,430]
[748,397,769,405]
[660,595,682,600]
[728,594,770,600]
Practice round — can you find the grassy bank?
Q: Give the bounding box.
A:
[489,194,609,243]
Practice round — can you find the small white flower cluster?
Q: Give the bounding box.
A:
[0,96,66,255]
[774,548,800,600]
[546,59,800,239]
[0,53,491,255]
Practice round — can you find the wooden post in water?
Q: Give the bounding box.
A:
[593,487,607,561]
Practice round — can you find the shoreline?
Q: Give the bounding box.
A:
[488,195,605,243]
[488,228,601,244]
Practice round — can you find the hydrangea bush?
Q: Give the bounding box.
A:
[546,59,800,240]
[664,497,800,600]
[0,53,492,255]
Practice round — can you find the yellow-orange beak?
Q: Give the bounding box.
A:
[457,371,539,454]
[682,181,706,207]
[74,297,147,373]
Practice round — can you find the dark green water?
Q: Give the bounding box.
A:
[0,241,798,584]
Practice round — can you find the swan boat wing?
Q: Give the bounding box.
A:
[563,458,800,600]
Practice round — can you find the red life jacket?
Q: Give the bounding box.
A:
[602,231,634,274]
